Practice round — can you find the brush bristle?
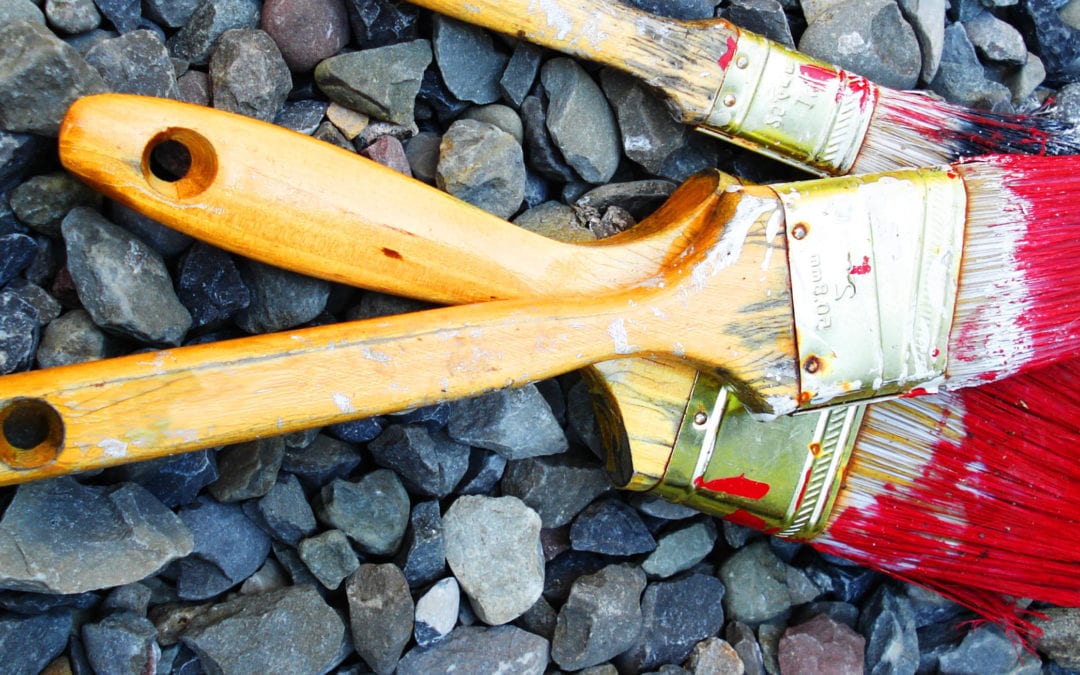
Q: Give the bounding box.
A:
[812,361,1080,637]
[945,154,1080,388]
[855,88,1080,174]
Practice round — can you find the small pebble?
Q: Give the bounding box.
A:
[551,563,646,671]
[84,29,179,97]
[254,473,318,546]
[260,0,349,72]
[166,0,260,65]
[395,500,446,587]
[209,28,292,122]
[35,308,110,367]
[431,15,507,104]
[436,118,526,219]
[82,612,160,675]
[570,499,657,556]
[175,496,271,600]
[778,614,866,675]
[316,469,411,556]
[447,385,568,459]
[346,563,414,675]
[315,39,432,125]
[541,57,621,183]
[9,171,101,238]
[208,437,285,502]
[298,529,360,590]
[45,0,100,34]
[397,625,548,675]
[501,454,611,528]
[234,258,330,333]
[414,577,459,646]
[0,610,73,673]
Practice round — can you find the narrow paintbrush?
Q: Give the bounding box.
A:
[407,0,1080,175]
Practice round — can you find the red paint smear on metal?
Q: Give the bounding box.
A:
[693,473,771,499]
[812,361,1080,641]
[849,256,871,275]
[718,36,738,70]
[722,509,777,534]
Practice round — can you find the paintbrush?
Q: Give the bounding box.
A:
[407,0,1080,176]
[11,97,1076,633]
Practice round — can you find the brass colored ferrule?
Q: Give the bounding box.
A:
[778,167,968,407]
[654,372,864,539]
[699,31,878,176]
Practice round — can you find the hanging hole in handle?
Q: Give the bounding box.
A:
[142,127,218,200]
[0,398,64,470]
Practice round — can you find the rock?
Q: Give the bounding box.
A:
[417,63,469,123]
[778,614,865,675]
[929,22,1012,109]
[166,0,261,65]
[315,39,432,125]
[260,0,349,72]
[718,541,821,624]
[621,0,714,18]
[1037,607,1080,671]
[462,104,524,144]
[1,0,45,27]
[431,15,507,104]
[964,10,1027,65]
[9,172,101,237]
[82,612,160,675]
[62,207,192,346]
[254,473,317,546]
[175,496,271,600]
[177,68,210,104]
[500,41,542,106]
[724,0,795,47]
[0,232,35,286]
[397,624,548,675]
[84,29,179,97]
[551,564,646,671]
[368,424,470,498]
[299,529,360,590]
[274,99,329,134]
[239,557,289,595]
[501,455,610,528]
[569,499,657,556]
[600,68,688,175]
[315,470,410,556]
[1023,0,1080,84]
[897,0,946,82]
[414,577,459,646]
[798,0,921,89]
[143,0,199,27]
[436,118,525,218]
[209,437,285,502]
[457,448,508,495]
[0,477,193,594]
[346,563,414,674]
[282,432,363,490]
[684,637,746,675]
[176,241,251,329]
[111,449,219,508]
[0,131,48,194]
[726,622,765,675]
[404,130,440,183]
[793,600,859,629]
[7,279,59,326]
[520,93,577,183]
[360,134,412,175]
[629,494,700,522]
[0,20,107,135]
[177,585,346,674]
[448,385,568,459]
[395,500,446,587]
[35,308,110,367]
[575,179,676,220]
[937,623,1041,674]
[641,520,718,579]
[93,0,140,32]
[805,556,880,604]
[45,0,101,34]
[513,201,593,242]
[234,258,330,333]
[859,585,918,675]
[0,609,73,673]
[1005,52,1047,105]
[102,582,152,614]
[541,57,621,183]
[345,0,419,48]
[209,28,292,122]
[109,200,194,256]
[443,495,544,625]
[615,574,727,672]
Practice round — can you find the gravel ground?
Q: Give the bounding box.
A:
[1,0,1080,673]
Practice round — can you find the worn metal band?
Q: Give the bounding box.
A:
[698,31,878,176]
[654,372,865,539]
[778,167,968,407]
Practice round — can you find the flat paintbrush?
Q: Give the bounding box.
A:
[407,0,1080,176]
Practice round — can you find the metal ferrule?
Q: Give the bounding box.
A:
[698,31,879,176]
[778,167,968,407]
[654,372,864,539]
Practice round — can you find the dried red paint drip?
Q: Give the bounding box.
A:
[717,35,737,70]
[693,473,771,499]
[848,255,871,275]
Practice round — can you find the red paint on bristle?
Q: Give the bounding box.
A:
[815,359,1080,639]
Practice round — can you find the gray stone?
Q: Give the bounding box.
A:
[112,449,218,509]
[541,57,621,183]
[799,0,921,89]
[436,118,525,219]
[551,564,646,671]
[234,258,330,333]
[8,280,60,325]
[432,15,507,104]
[369,424,470,498]
[518,594,558,641]
[0,289,39,373]
[62,207,192,346]
[316,470,410,556]
[0,477,193,593]
[929,22,1012,109]
[274,99,330,135]
[177,68,210,104]
[457,448,508,495]
[209,28,292,122]
[600,68,687,175]
[315,39,432,125]
[299,529,360,590]
[36,308,111,367]
[501,454,610,528]
[143,0,199,27]
[45,0,100,34]
[395,500,446,587]
[641,520,718,579]
[521,93,576,183]
[1036,607,1080,670]
[255,473,317,546]
[176,241,251,328]
[570,499,657,556]
[166,0,261,65]
[404,130,441,184]
[448,385,568,459]
[397,624,549,675]
[443,495,544,625]
[102,582,152,614]
[0,20,107,135]
[260,0,349,72]
[346,563,414,675]
[239,556,289,595]
[938,623,1041,674]
[208,437,284,503]
[965,10,1027,65]
[684,637,746,675]
[718,541,821,624]
[461,104,524,144]
[0,0,45,27]
[500,41,542,106]
[9,171,101,237]
[575,179,676,220]
[629,494,700,521]
[359,134,412,175]
[725,0,794,46]
[859,585,918,675]
[897,0,947,82]
[513,201,593,243]
[1005,52,1047,105]
[93,0,140,33]
[282,432,363,491]
[778,614,866,675]
[615,574,727,672]
[0,609,73,673]
[84,29,179,97]
[726,622,765,675]
[177,585,347,674]
[414,576,459,646]
[82,612,160,675]
[175,497,271,600]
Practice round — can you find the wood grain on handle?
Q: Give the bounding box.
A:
[413,0,736,124]
[59,95,730,303]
